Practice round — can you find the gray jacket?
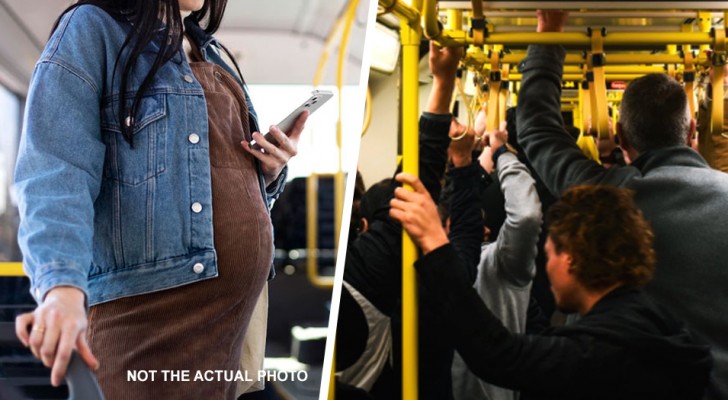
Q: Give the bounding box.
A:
[517,44,728,400]
[452,152,542,400]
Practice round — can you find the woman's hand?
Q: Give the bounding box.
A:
[389,173,449,254]
[15,287,99,387]
[242,111,309,185]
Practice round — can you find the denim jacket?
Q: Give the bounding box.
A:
[15,5,285,306]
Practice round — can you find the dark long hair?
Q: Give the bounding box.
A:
[51,0,228,146]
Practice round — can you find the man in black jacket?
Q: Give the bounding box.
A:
[516,11,728,399]
[390,176,712,399]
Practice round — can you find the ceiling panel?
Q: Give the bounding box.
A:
[0,0,371,95]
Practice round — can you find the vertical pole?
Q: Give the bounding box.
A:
[399,6,422,399]
[448,9,463,32]
[698,12,715,163]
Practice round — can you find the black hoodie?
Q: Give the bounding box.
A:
[416,244,713,399]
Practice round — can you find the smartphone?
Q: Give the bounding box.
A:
[250,90,334,151]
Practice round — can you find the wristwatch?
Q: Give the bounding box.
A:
[491,145,511,165]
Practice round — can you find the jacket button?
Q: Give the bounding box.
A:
[214,71,223,81]
[191,202,203,213]
[183,75,194,83]
[188,133,200,144]
[193,263,205,274]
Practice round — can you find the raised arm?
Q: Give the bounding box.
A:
[488,127,542,286]
[420,41,464,199]
[516,11,633,195]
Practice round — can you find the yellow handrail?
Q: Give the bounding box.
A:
[0,262,25,277]
[379,0,420,26]
[309,0,361,291]
[397,0,423,397]
[306,174,337,289]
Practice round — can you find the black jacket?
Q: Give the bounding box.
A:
[416,244,713,399]
[339,113,484,400]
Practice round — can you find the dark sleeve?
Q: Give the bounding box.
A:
[516,45,636,196]
[445,162,484,283]
[419,113,452,201]
[415,244,612,395]
[343,217,401,317]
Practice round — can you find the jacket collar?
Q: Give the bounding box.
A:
[630,146,709,174]
[584,285,641,317]
[183,16,217,57]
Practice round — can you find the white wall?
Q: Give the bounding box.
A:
[357,55,434,188]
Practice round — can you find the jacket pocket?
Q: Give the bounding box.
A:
[101,93,167,186]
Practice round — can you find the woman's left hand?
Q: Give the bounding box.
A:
[242,111,309,185]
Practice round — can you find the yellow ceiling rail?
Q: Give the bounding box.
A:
[422,0,469,46]
[509,73,643,81]
[561,65,667,75]
[425,31,716,47]
[379,0,420,26]
[503,52,705,66]
[0,262,25,277]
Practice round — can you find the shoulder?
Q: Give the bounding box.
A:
[41,5,127,63]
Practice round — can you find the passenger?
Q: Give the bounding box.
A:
[391,180,712,399]
[516,10,728,399]
[337,41,483,399]
[451,121,542,400]
[13,1,306,399]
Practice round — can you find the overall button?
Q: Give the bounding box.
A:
[191,202,203,213]
[192,263,205,274]
[188,133,200,144]
[183,75,194,83]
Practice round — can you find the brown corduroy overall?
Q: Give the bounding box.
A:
[87,39,273,400]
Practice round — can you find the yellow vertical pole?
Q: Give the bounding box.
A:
[698,12,712,54]
[682,23,696,117]
[575,81,584,134]
[707,22,726,168]
[329,346,335,399]
[666,44,677,78]
[399,2,422,398]
[448,9,463,32]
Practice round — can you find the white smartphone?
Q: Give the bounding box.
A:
[250,90,334,151]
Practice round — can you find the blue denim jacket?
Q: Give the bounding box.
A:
[15,5,285,306]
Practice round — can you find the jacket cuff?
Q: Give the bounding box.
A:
[415,243,456,274]
[448,162,480,189]
[495,151,519,173]
[420,113,452,135]
[519,45,566,76]
[265,165,288,204]
[31,262,89,304]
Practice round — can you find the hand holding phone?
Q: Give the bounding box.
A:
[249,90,333,151]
